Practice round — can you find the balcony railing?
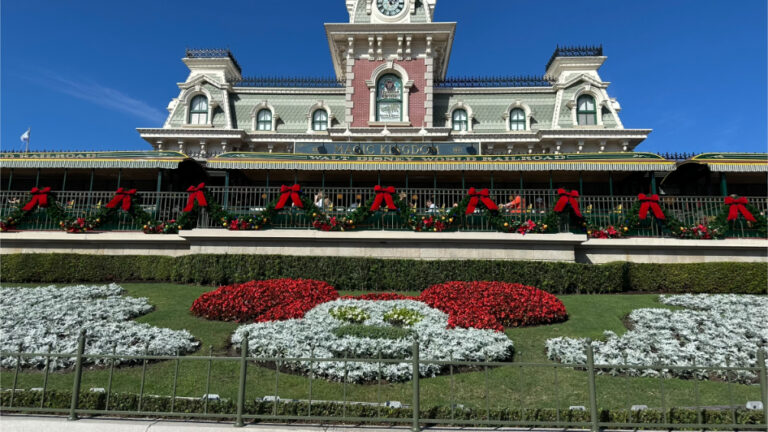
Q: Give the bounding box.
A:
[1,188,766,237]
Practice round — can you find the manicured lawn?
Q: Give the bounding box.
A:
[1,283,762,411]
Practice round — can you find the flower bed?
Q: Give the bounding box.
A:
[190,279,339,322]
[0,284,197,369]
[232,299,514,383]
[546,294,768,382]
[420,282,568,331]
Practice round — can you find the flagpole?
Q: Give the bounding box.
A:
[25,128,30,153]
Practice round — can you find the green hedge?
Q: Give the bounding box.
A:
[1,389,764,427]
[1,254,766,294]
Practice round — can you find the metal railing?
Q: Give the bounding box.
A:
[1,188,766,237]
[1,332,766,431]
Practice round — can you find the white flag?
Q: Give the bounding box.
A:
[20,128,30,143]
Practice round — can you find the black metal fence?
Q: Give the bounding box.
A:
[1,188,765,237]
[1,332,766,431]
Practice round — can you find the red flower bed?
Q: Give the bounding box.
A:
[190,279,339,322]
[419,281,568,331]
[341,292,418,301]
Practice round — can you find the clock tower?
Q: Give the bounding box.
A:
[328,0,454,129]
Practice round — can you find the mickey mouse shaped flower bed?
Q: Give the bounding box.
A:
[192,279,567,382]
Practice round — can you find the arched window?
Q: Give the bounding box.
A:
[189,95,208,125]
[257,109,273,131]
[376,74,403,122]
[452,109,468,131]
[509,108,526,131]
[312,109,328,131]
[577,95,597,125]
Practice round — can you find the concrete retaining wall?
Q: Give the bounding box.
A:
[1,230,766,263]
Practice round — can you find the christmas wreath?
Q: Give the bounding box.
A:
[1,187,68,232]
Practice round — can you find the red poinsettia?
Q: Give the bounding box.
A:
[190,278,339,322]
[419,281,568,331]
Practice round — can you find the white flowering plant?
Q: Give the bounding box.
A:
[0,284,198,370]
[546,294,768,383]
[232,299,514,383]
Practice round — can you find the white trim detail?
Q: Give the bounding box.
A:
[568,86,605,127]
[503,101,533,132]
[446,101,474,133]
[365,61,414,124]
[250,101,279,132]
[180,86,217,128]
[306,100,335,134]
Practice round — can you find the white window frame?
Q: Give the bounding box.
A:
[250,101,279,132]
[503,101,533,132]
[446,102,474,133]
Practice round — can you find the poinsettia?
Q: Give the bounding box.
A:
[420,281,568,331]
[190,278,339,322]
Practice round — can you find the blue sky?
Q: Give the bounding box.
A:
[2,0,766,154]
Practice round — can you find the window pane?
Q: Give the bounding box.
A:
[511,109,525,120]
[258,110,271,121]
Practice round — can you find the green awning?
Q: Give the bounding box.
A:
[690,153,768,173]
[208,152,675,172]
[0,151,189,169]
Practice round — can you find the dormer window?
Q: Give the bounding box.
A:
[577,95,597,125]
[257,109,273,131]
[376,74,403,122]
[312,109,329,131]
[510,108,526,131]
[452,109,468,131]
[189,95,208,125]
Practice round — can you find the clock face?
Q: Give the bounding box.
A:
[377,0,406,16]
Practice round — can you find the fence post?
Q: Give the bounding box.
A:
[759,350,768,426]
[68,330,86,421]
[412,337,420,432]
[235,332,249,428]
[585,338,600,432]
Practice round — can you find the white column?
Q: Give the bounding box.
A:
[369,87,377,122]
[200,140,207,158]
[177,140,185,154]
[155,140,164,151]
[221,141,229,154]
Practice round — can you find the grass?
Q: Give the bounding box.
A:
[0,283,762,412]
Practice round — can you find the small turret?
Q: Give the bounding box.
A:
[182,49,242,84]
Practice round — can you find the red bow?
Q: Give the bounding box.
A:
[638,194,666,220]
[725,197,756,223]
[106,188,137,211]
[465,188,498,215]
[22,187,51,212]
[553,189,583,218]
[370,186,397,211]
[183,183,208,212]
[275,184,303,210]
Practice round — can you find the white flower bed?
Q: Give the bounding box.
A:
[0,284,198,369]
[232,299,514,382]
[546,294,768,382]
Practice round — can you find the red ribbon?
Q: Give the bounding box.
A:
[275,184,303,210]
[22,187,51,211]
[638,194,666,220]
[553,188,583,218]
[465,188,498,215]
[725,197,756,223]
[370,186,397,211]
[183,183,208,212]
[106,188,137,211]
